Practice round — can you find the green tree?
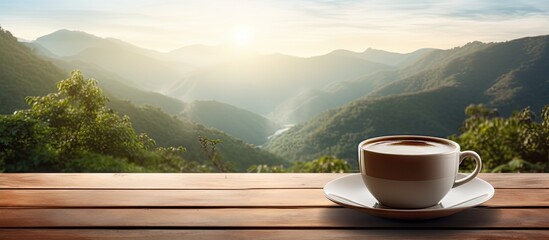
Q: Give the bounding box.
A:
[0,114,55,172]
[247,164,287,173]
[199,136,233,172]
[248,155,350,173]
[292,155,350,173]
[0,70,197,172]
[23,70,149,160]
[451,104,548,173]
[145,146,211,173]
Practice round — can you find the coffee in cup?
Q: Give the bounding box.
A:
[358,135,482,209]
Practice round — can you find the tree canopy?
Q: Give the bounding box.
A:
[247,155,351,173]
[0,71,200,172]
[451,104,548,173]
[1,71,546,173]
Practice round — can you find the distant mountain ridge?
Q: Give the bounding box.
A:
[265,34,549,166]
[30,29,396,117]
[19,28,549,167]
[0,28,64,114]
[181,100,280,145]
[28,30,285,145]
[269,41,493,124]
[34,29,104,56]
[0,27,286,171]
[23,37,189,116]
[166,44,253,67]
[329,47,435,68]
[33,29,191,92]
[167,53,394,114]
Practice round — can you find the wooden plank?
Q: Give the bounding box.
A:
[484,189,549,207]
[0,189,329,207]
[0,229,547,240]
[483,173,549,189]
[0,189,545,208]
[0,173,547,189]
[0,173,341,189]
[0,208,547,228]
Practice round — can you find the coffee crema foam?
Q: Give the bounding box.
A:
[363,140,455,155]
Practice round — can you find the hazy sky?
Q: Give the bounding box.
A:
[1,0,548,57]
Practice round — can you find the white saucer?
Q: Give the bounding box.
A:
[324,173,494,220]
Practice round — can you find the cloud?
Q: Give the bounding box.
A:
[2,0,549,56]
[428,0,549,20]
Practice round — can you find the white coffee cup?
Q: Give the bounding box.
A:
[358,135,482,209]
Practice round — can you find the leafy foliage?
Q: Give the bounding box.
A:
[266,35,549,170]
[2,25,548,173]
[24,71,149,159]
[0,71,197,172]
[265,87,472,168]
[272,42,489,124]
[149,146,212,173]
[199,136,232,172]
[247,164,288,173]
[291,155,351,173]
[0,113,55,172]
[1,26,287,172]
[0,68,287,172]
[451,104,548,172]
[247,155,350,173]
[109,100,288,171]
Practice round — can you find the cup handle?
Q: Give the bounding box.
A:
[453,151,482,188]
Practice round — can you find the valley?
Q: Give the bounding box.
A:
[2,26,547,171]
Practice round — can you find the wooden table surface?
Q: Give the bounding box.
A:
[0,173,547,239]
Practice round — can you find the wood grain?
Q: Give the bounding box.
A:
[0,173,340,189]
[0,173,546,240]
[0,229,547,240]
[0,189,545,207]
[0,208,547,228]
[0,189,329,207]
[0,173,546,189]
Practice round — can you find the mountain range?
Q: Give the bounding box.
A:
[0,29,62,113]
[0,27,285,171]
[25,29,410,144]
[26,30,281,145]
[32,29,191,92]
[265,35,549,166]
[180,100,280,145]
[269,41,494,124]
[4,27,547,169]
[28,29,399,118]
[167,51,393,115]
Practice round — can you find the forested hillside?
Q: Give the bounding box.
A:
[266,35,549,166]
[109,100,287,170]
[0,28,65,114]
[0,27,286,172]
[270,41,493,124]
[26,30,284,144]
[2,25,547,173]
[181,100,280,145]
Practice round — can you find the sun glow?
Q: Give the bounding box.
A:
[233,25,253,46]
